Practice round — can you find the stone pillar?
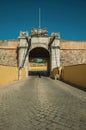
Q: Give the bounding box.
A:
[24,56,28,77]
[18,68,22,80]
[50,33,60,71]
[18,32,29,80]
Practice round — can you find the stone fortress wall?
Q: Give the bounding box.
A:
[0,40,19,86]
[0,38,86,87]
[60,40,86,66]
[0,39,86,67]
[0,40,18,66]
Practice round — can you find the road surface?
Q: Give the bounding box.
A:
[0,76,86,130]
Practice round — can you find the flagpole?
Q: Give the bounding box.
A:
[39,8,41,28]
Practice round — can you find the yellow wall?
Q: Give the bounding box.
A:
[0,65,18,86]
[61,64,86,88]
[0,64,47,87]
[21,68,27,79]
[29,65,47,71]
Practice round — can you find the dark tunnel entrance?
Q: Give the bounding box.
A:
[29,47,50,76]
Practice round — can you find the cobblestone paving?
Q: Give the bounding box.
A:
[0,77,86,130]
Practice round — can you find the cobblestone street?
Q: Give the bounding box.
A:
[0,76,86,130]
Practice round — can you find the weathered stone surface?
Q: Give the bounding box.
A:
[0,40,8,46]
[0,40,18,66]
[31,28,48,37]
[60,40,86,49]
[0,40,18,47]
[60,50,86,66]
[60,40,86,66]
[0,49,17,66]
[0,39,86,68]
[8,40,19,47]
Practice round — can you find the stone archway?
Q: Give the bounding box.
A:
[29,47,50,76]
[18,30,60,79]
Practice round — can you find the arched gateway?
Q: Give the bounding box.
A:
[18,28,60,79]
[29,47,50,76]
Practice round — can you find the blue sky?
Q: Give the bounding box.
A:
[0,0,86,40]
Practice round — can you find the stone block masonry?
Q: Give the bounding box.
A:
[0,39,86,67]
[0,40,19,86]
[0,37,86,86]
[0,77,86,129]
[0,40,19,66]
[0,48,17,66]
[60,40,86,66]
[60,49,86,66]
